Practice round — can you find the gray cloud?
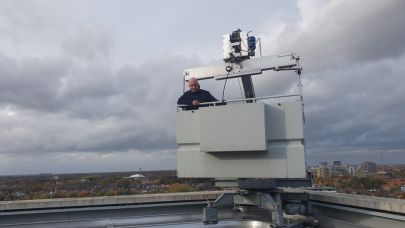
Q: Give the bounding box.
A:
[62,27,113,61]
[305,57,405,149]
[0,54,69,111]
[0,51,198,156]
[277,0,405,71]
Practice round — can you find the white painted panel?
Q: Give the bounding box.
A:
[176,111,200,144]
[199,103,266,152]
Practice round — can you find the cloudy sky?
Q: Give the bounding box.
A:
[0,0,404,175]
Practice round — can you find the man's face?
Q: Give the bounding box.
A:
[188,80,199,93]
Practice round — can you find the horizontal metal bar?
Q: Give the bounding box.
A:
[177,94,300,110]
[310,201,405,221]
[183,54,298,81]
[0,201,206,216]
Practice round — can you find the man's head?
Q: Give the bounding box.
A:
[188,77,200,93]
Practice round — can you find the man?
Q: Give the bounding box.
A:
[177,77,217,109]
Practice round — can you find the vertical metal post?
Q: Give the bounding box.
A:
[241,75,256,103]
[271,193,284,227]
[182,77,186,94]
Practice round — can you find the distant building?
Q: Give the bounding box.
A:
[308,167,318,177]
[358,162,377,175]
[401,185,405,192]
[316,167,330,178]
[347,165,357,176]
[129,174,145,179]
[319,162,328,168]
[377,171,393,178]
[330,167,348,177]
[333,161,342,167]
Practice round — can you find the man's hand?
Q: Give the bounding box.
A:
[192,100,200,106]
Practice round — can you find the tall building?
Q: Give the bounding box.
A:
[347,165,357,176]
[316,167,330,178]
[333,161,342,167]
[358,161,377,175]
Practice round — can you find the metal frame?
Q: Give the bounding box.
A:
[183,53,301,81]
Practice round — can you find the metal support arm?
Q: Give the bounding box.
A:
[183,53,301,81]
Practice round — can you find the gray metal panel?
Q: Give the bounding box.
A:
[176,111,200,144]
[265,103,285,140]
[284,102,304,139]
[177,147,206,177]
[203,151,287,178]
[265,101,304,141]
[286,141,306,177]
[199,103,266,152]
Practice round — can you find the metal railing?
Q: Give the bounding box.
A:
[177,94,300,111]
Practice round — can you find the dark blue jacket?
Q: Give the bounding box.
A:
[177,89,217,108]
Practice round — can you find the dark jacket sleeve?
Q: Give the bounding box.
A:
[206,92,218,102]
[177,92,192,105]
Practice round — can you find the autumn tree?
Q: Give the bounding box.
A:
[168,183,195,193]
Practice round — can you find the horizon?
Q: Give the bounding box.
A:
[2,161,405,177]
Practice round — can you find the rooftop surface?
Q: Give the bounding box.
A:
[0,190,404,227]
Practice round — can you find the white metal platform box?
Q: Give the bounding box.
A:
[176,99,306,179]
